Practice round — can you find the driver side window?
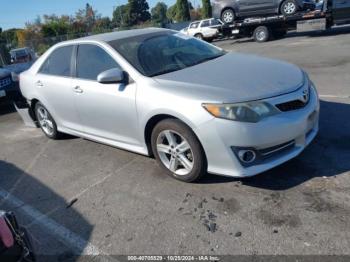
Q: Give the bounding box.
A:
[76,44,121,81]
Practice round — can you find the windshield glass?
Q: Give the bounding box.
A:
[108,31,226,77]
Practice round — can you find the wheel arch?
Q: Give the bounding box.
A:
[143,113,207,162]
[30,98,40,122]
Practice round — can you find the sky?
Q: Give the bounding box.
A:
[0,0,183,30]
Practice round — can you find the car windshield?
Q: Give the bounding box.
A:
[108,31,226,77]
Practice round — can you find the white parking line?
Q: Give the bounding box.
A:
[0,188,102,256]
[0,140,51,207]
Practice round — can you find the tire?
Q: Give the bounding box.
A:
[221,9,235,24]
[34,102,61,139]
[194,33,203,40]
[151,119,207,182]
[280,0,297,16]
[253,26,271,43]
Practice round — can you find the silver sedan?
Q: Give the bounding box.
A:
[20,28,319,182]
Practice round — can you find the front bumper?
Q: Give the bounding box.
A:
[195,85,319,177]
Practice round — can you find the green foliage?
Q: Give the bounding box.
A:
[151,2,168,25]
[166,5,177,21]
[175,0,191,22]
[0,28,19,48]
[201,0,212,18]
[37,43,50,55]
[128,0,151,25]
[112,5,130,28]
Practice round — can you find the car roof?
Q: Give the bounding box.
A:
[74,27,169,43]
[191,18,214,23]
[10,47,30,52]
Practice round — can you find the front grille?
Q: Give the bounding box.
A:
[0,77,12,88]
[275,100,307,112]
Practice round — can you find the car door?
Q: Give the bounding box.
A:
[187,22,200,36]
[239,0,277,15]
[199,20,217,37]
[71,43,140,145]
[35,45,82,131]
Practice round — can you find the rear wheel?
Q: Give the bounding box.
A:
[281,0,297,15]
[253,26,271,42]
[151,119,206,182]
[221,9,235,24]
[35,102,61,139]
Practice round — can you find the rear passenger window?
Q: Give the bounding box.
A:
[76,44,121,81]
[39,46,73,77]
[201,20,210,27]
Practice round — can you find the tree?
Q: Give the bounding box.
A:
[175,0,191,22]
[166,4,177,21]
[112,4,129,28]
[92,17,111,33]
[128,0,151,25]
[76,3,99,31]
[151,2,168,25]
[201,0,212,18]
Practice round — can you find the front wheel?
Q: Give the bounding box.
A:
[194,33,203,40]
[281,0,297,15]
[35,102,61,139]
[221,9,235,24]
[151,119,207,182]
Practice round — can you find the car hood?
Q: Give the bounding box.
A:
[153,52,305,103]
[4,62,34,74]
[0,68,11,78]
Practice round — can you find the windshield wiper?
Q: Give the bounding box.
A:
[148,68,182,77]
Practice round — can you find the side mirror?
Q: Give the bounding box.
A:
[97,68,124,84]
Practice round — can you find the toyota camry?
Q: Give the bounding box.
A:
[20,28,319,182]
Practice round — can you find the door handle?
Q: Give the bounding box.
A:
[73,86,83,93]
[36,80,43,87]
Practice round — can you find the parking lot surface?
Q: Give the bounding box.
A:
[1,28,350,260]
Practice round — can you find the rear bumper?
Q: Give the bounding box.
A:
[195,85,320,177]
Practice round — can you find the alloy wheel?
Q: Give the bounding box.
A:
[222,10,234,24]
[37,105,54,136]
[156,130,194,176]
[284,2,296,14]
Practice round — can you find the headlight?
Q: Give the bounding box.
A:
[203,101,280,123]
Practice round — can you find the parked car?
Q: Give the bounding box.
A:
[213,0,316,24]
[0,67,16,99]
[20,28,319,182]
[180,18,224,41]
[9,47,36,64]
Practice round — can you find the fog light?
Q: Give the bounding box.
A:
[238,150,256,163]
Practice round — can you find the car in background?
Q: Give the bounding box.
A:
[213,0,316,24]
[20,28,319,182]
[10,47,36,64]
[0,48,36,102]
[0,67,16,99]
[180,18,224,41]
